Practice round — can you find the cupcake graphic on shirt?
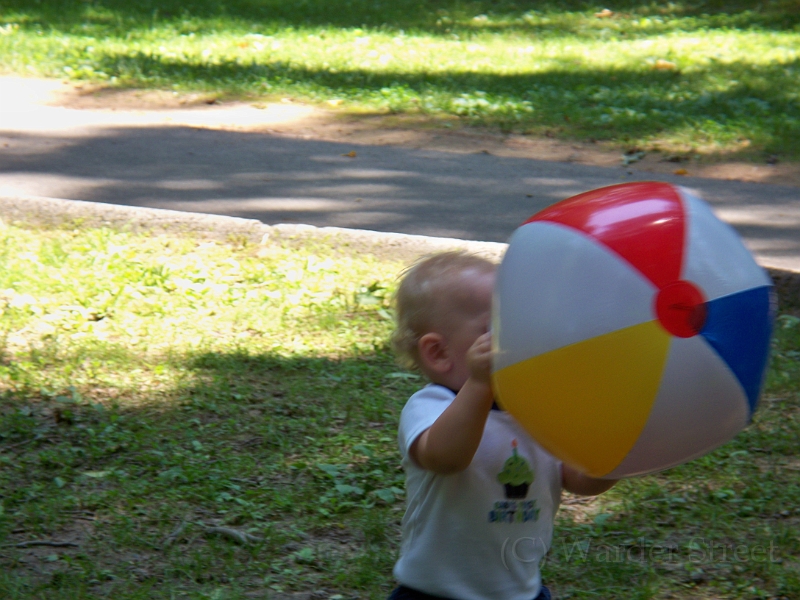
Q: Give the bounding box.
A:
[497,440,534,499]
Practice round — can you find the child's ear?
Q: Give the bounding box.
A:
[418,332,452,375]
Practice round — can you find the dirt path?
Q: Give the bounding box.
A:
[43,80,800,188]
[2,77,799,304]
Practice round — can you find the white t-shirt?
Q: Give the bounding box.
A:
[394,384,562,600]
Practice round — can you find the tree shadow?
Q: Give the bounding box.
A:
[5,0,799,160]
[3,121,800,264]
[0,347,414,596]
[3,341,798,596]
[89,51,800,154]
[5,0,800,35]
[181,349,408,444]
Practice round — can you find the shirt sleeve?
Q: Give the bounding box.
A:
[398,385,455,460]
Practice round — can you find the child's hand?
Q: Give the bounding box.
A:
[467,331,493,384]
[412,330,494,474]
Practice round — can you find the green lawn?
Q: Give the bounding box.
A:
[0,222,798,599]
[1,1,799,159]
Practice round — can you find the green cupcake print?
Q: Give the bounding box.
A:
[497,440,534,499]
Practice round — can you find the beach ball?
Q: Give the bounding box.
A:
[491,182,775,479]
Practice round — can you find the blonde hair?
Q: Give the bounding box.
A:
[392,251,496,369]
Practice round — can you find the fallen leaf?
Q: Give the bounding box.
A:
[342,151,357,158]
[674,168,688,175]
[82,470,112,478]
[595,9,614,18]
[654,59,677,70]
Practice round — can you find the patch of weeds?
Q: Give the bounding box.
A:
[0,223,414,598]
[0,222,798,598]
[767,314,800,394]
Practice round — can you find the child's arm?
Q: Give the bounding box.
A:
[561,464,618,496]
[409,332,493,474]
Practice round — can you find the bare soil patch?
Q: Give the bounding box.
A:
[52,82,800,188]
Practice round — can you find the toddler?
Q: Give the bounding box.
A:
[389,251,616,600]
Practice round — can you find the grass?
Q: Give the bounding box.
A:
[1,1,799,160]
[0,221,798,599]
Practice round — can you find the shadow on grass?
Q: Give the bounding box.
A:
[182,349,408,442]
[3,0,800,35]
[87,50,800,156]
[4,0,799,159]
[2,335,799,598]
[0,349,414,598]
